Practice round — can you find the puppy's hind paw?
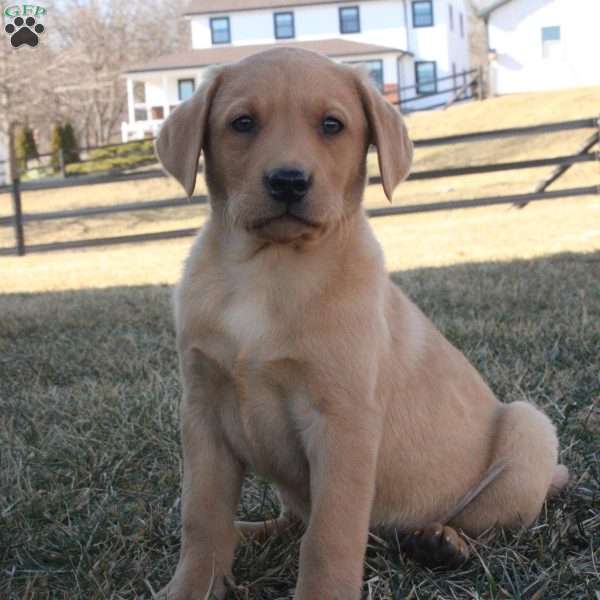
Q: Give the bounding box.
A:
[400,523,470,570]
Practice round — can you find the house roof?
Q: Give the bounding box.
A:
[474,0,514,18]
[184,0,380,16]
[126,39,408,74]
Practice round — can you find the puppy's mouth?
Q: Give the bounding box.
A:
[246,209,324,243]
[250,210,321,231]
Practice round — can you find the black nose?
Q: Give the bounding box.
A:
[264,168,312,204]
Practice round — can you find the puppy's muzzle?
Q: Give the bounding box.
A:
[264,168,312,205]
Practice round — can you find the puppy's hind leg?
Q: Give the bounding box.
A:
[402,402,568,569]
[400,461,506,569]
[451,401,567,535]
[400,522,470,569]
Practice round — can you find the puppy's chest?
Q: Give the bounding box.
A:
[222,376,313,485]
[222,291,272,356]
[205,275,299,369]
[208,284,314,480]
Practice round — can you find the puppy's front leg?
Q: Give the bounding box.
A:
[163,354,244,600]
[295,406,382,600]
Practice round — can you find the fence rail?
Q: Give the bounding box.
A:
[412,117,598,147]
[398,69,478,93]
[1,115,599,257]
[0,167,167,194]
[397,68,481,111]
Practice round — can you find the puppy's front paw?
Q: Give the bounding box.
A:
[157,565,226,600]
[400,523,469,570]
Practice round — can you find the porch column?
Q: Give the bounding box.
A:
[161,75,170,119]
[126,78,135,124]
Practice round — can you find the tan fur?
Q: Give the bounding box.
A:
[155,48,567,600]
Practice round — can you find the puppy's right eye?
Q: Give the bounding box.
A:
[322,116,344,136]
[231,115,256,133]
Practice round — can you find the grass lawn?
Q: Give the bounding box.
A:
[1,252,599,599]
[1,88,599,598]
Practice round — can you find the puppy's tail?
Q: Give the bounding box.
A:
[441,460,509,525]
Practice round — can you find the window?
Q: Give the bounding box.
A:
[133,81,145,103]
[344,59,384,91]
[274,11,294,39]
[150,107,164,120]
[178,79,195,101]
[459,12,464,38]
[131,81,147,120]
[339,6,360,34]
[134,108,148,122]
[364,60,384,91]
[412,1,433,27]
[415,61,437,94]
[210,16,230,44]
[448,4,454,31]
[542,26,561,59]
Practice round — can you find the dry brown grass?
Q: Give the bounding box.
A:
[1,251,598,599]
[1,89,600,599]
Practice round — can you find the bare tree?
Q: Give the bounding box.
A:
[0,36,59,179]
[50,0,188,144]
[1,0,188,148]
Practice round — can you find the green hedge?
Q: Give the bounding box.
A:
[87,139,155,160]
[66,152,156,176]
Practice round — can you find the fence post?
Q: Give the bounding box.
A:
[59,148,66,178]
[477,65,485,100]
[8,122,26,256]
[597,114,600,193]
[11,175,25,256]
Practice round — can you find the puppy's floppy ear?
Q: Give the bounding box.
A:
[356,73,413,202]
[155,69,222,197]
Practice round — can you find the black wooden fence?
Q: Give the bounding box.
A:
[1,115,598,257]
[395,68,483,112]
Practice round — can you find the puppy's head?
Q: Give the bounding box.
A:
[156,48,412,244]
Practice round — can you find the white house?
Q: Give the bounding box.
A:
[479,0,600,94]
[122,0,471,140]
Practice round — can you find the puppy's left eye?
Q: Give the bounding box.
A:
[322,117,344,136]
[231,115,256,133]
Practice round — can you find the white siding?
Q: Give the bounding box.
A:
[123,0,474,137]
[340,52,402,87]
[488,0,600,94]
[404,0,470,110]
[190,2,409,50]
[127,69,210,113]
[125,52,401,119]
[446,1,470,75]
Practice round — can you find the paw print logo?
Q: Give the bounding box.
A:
[5,16,45,48]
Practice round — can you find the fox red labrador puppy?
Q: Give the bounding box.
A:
[155,47,568,599]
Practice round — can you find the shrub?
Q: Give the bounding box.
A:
[61,122,80,165]
[14,125,38,171]
[50,123,63,172]
[49,122,81,172]
[87,139,154,160]
[66,139,156,176]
